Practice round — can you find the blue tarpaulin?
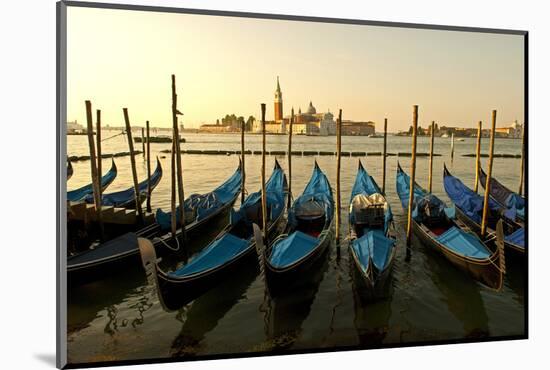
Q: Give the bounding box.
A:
[504,227,525,248]
[351,230,395,272]
[443,172,504,224]
[156,162,242,230]
[435,226,492,259]
[269,163,333,269]
[168,162,287,277]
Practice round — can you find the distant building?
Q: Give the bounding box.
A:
[341,120,376,136]
[67,120,84,133]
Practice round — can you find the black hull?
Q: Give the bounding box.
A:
[265,227,333,294]
[153,210,288,310]
[349,246,394,302]
[67,199,235,287]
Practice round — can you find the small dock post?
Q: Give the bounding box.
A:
[123,108,144,223]
[481,110,497,237]
[260,103,267,241]
[146,120,152,213]
[241,118,246,205]
[85,101,103,239]
[172,74,187,246]
[519,124,525,196]
[335,109,342,243]
[382,118,388,194]
[287,107,294,208]
[428,121,435,193]
[474,121,482,193]
[406,105,419,248]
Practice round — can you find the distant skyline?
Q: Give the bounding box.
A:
[67,7,525,131]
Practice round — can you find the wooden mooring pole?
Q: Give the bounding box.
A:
[172,74,187,246]
[382,118,388,194]
[519,125,525,196]
[141,128,146,160]
[123,108,144,223]
[241,119,246,205]
[86,101,103,239]
[406,105,419,247]
[261,103,267,241]
[287,108,294,208]
[474,121,482,193]
[96,110,102,185]
[335,109,342,243]
[481,110,497,238]
[170,130,177,239]
[428,121,435,193]
[146,120,152,213]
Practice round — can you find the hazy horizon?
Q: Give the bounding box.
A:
[67,7,525,131]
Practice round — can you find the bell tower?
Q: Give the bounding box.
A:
[274,76,283,122]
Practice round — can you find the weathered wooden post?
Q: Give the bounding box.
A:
[474,121,482,193]
[86,101,103,239]
[519,124,525,196]
[382,118,388,194]
[287,107,294,208]
[406,105,419,247]
[450,132,455,162]
[241,118,246,205]
[96,110,102,185]
[146,120,152,213]
[172,74,187,245]
[141,127,146,159]
[123,108,144,222]
[335,109,342,243]
[170,130,177,239]
[428,121,435,193]
[261,103,268,241]
[481,110,497,237]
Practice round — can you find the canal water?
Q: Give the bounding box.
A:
[66,132,525,364]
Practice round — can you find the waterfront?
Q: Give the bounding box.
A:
[66,133,525,364]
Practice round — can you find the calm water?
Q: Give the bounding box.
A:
[66,132,525,364]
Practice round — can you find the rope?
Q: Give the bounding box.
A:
[101,130,126,142]
[154,235,180,252]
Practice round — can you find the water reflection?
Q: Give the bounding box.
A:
[263,247,330,350]
[424,245,490,338]
[170,265,258,357]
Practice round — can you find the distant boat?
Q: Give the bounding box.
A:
[134,135,185,143]
[442,133,449,138]
[457,138,465,142]
[368,134,383,138]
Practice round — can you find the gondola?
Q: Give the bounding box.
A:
[139,160,288,310]
[83,157,163,209]
[263,161,334,292]
[478,166,525,222]
[396,163,505,290]
[68,161,243,287]
[443,165,525,255]
[67,159,118,202]
[67,160,73,180]
[348,161,396,300]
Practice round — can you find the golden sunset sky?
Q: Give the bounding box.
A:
[67,6,524,130]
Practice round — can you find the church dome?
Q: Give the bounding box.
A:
[307,101,316,114]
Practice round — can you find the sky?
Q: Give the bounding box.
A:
[66,6,525,131]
